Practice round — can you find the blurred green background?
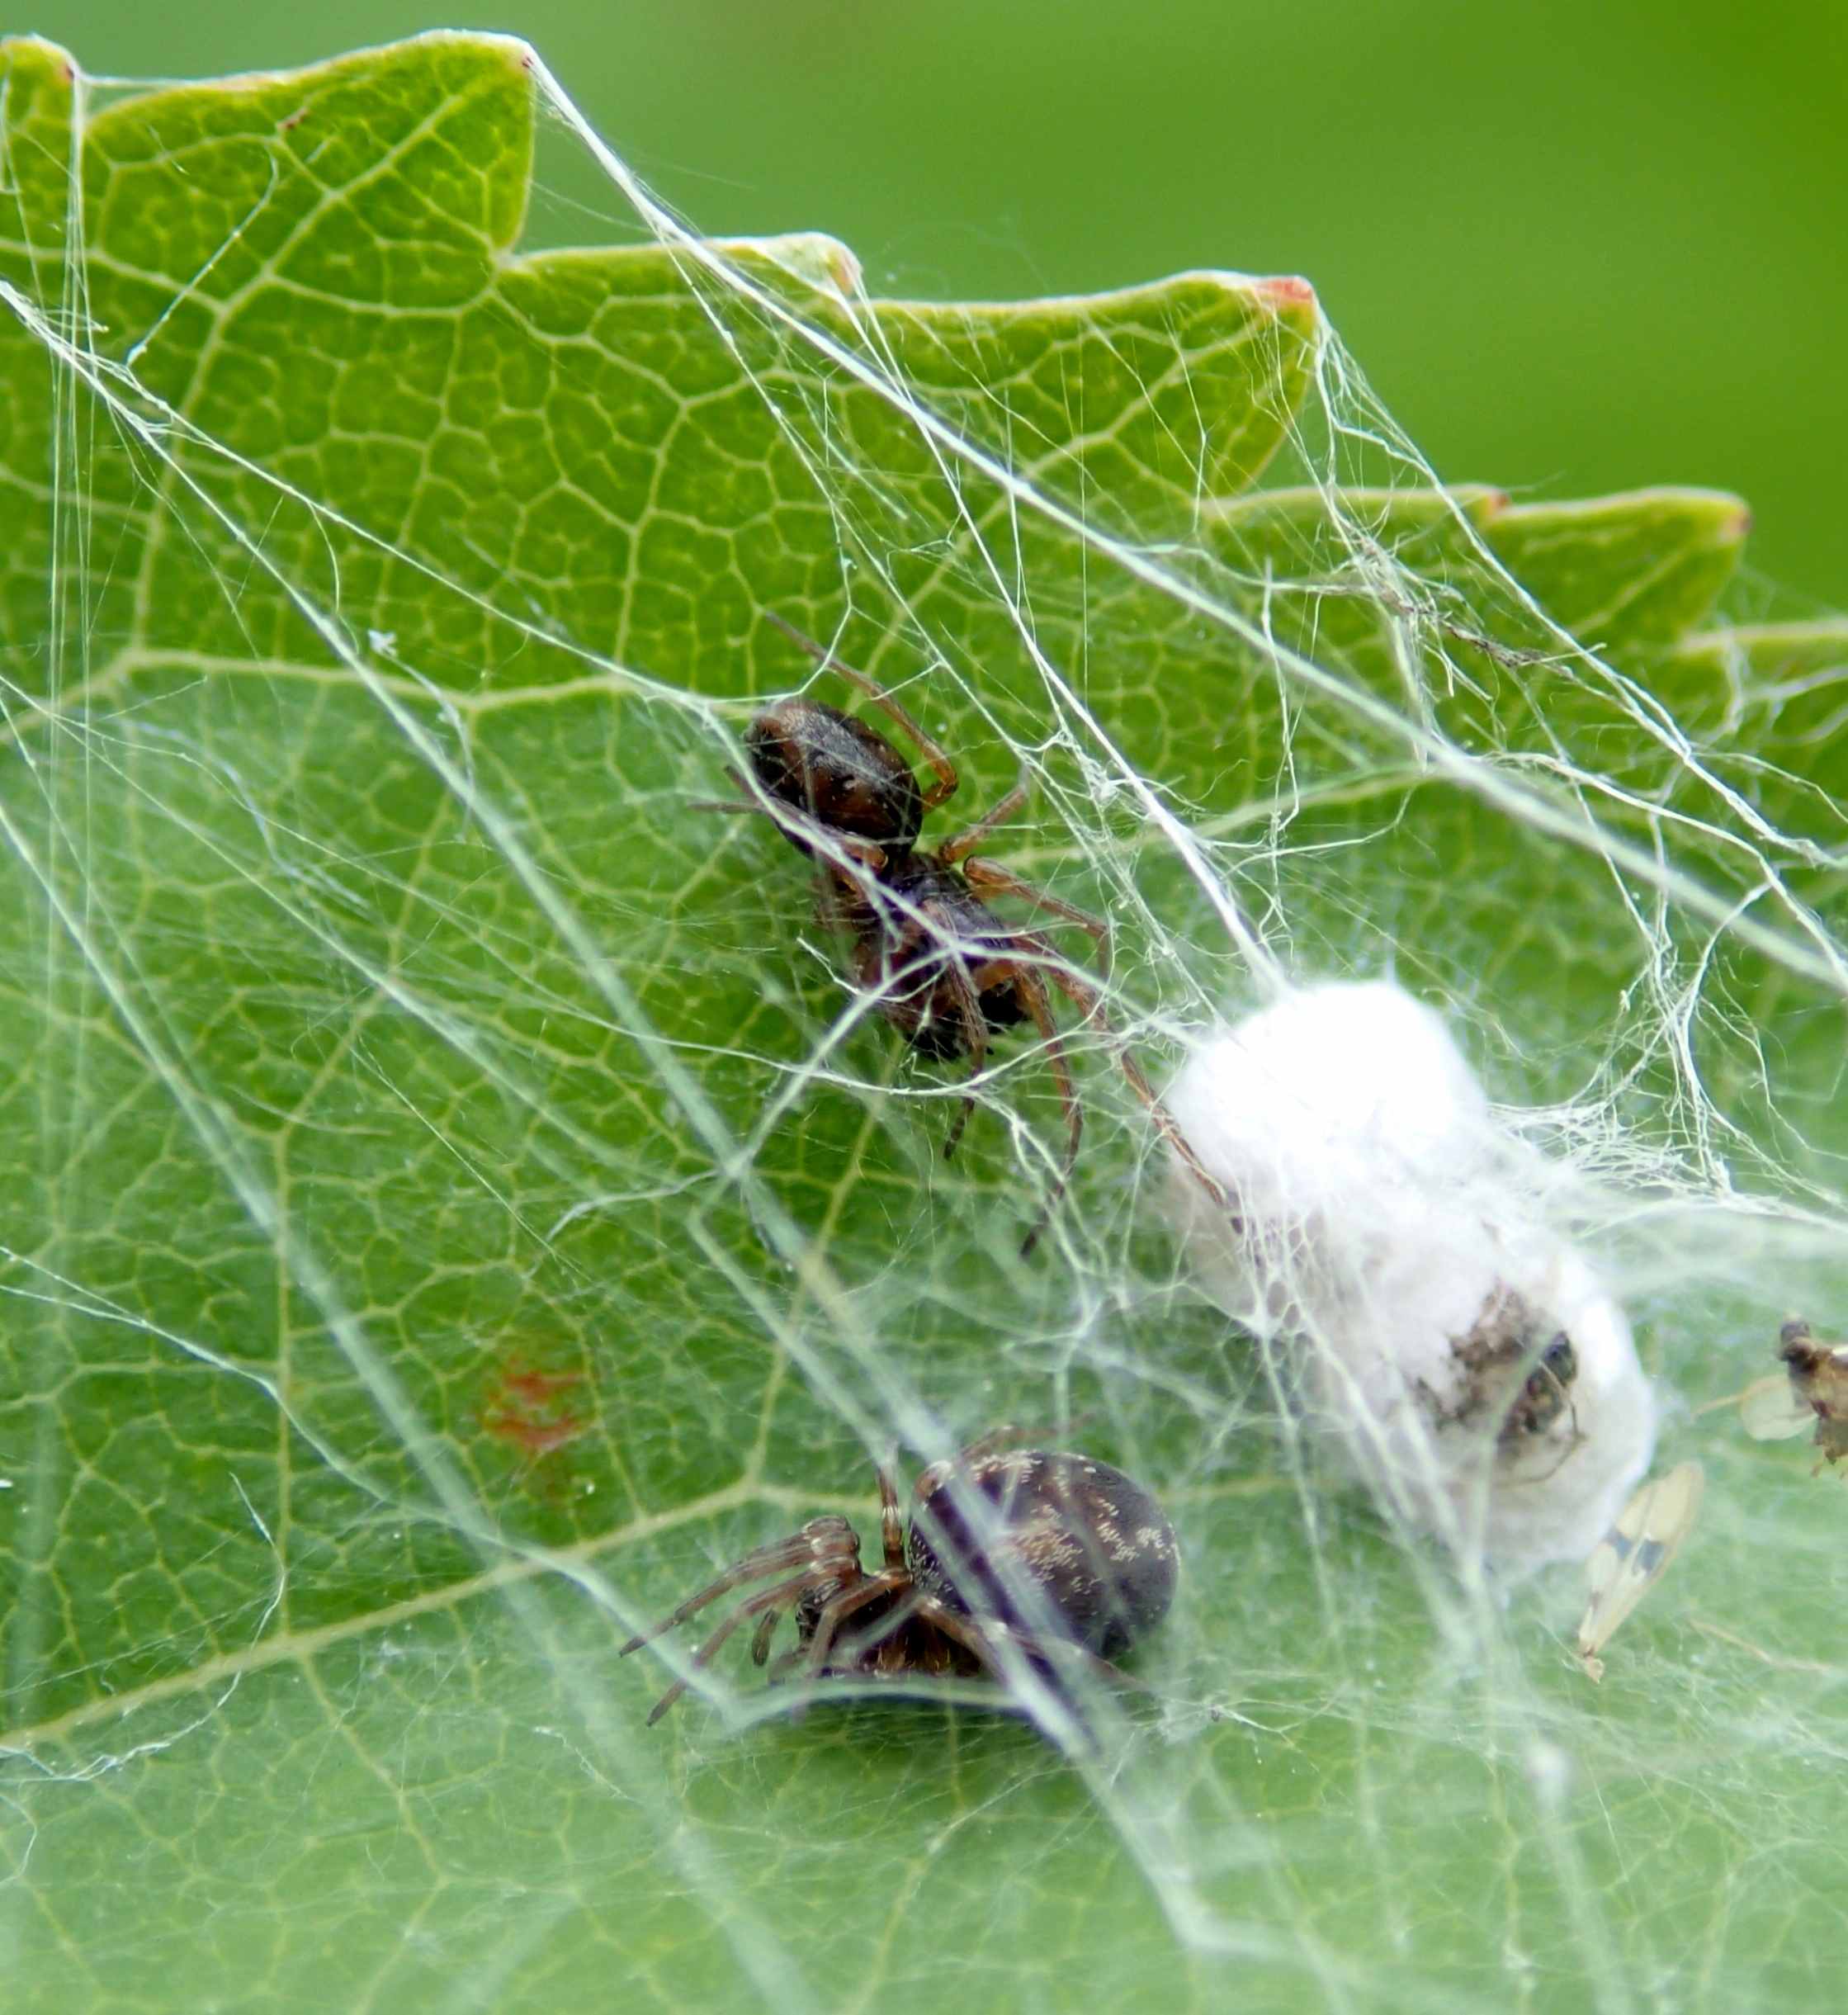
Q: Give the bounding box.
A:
[39,0,1848,608]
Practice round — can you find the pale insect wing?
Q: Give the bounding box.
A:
[1737,1374,1814,1442]
[1576,1461,1705,1681]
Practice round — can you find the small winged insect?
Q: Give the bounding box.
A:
[1575,1459,1704,1682]
[1737,1320,1848,1473]
[620,1439,1179,1727]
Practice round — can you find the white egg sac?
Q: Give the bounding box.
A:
[1161,981,1657,1576]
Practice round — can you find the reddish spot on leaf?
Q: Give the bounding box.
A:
[500,1363,584,1409]
[481,1353,592,1480]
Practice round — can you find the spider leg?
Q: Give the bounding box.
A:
[691,795,769,818]
[765,1585,920,1682]
[644,1574,820,1725]
[824,1586,933,1675]
[750,1606,783,1668]
[812,863,859,937]
[946,1423,1026,1466]
[688,764,773,820]
[1030,945,1240,1227]
[879,1467,905,1571]
[959,854,1112,981]
[936,772,1029,865]
[1005,958,1081,1256]
[946,1412,1103,1464]
[763,611,959,808]
[912,1598,1148,1694]
[905,1600,1025,1682]
[619,1532,816,1655]
[801,1570,913,1679]
[1002,1630,1151,1693]
[924,910,989,1162]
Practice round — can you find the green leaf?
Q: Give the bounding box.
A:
[2,32,1842,2012]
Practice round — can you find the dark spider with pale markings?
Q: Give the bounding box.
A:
[711,613,1229,1251]
[620,1437,1179,1724]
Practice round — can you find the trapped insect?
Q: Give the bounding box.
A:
[711,613,1228,1252]
[1160,981,1657,1574]
[1737,1319,1848,1473]
[619,1439,1179,1725]
[1442,1285,1581,1453]
[1576,1459,1704,1682]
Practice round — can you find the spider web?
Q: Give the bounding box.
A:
[2,31,1847,2013]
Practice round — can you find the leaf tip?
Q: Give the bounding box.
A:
[0,34,76,84]
[1257,274,1317,313]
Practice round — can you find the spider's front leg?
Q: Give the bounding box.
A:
[1027,942,1238,1227]
[960,854,1113,983]
[749,1605,790,1667]
[917,1601,1150,1703]
[997,952,1081,1256]
[935,772,1030,867]
[931,935,989,1163]
[878,1466,905,1571]
[811,861,861,939]
[642,1573,828,1725]
[619,1530,823,1656]
[761,611,961,810]
[798,1570,913,1681]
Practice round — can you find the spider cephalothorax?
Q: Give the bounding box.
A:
[717,613,1229,1251]
[620,1438,1179,1724]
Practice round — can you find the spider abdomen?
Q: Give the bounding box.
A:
[906,1450,1179,1659]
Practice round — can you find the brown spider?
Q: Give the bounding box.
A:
[619,1437,1179,1725]
[715,613,1230,1251]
